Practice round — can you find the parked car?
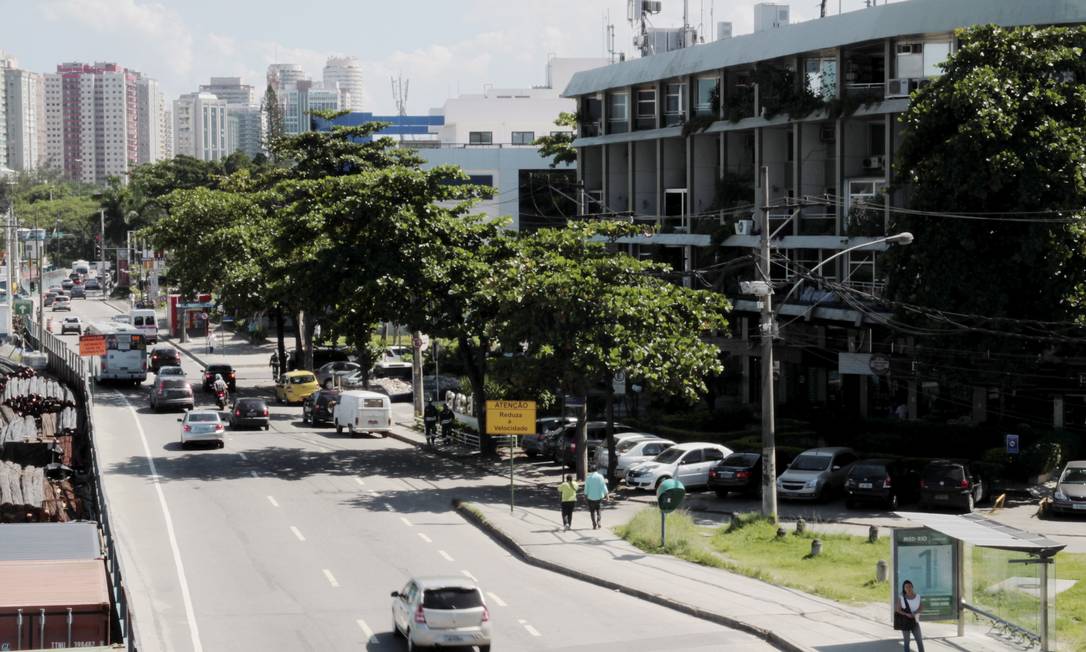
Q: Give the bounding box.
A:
[301,388,340,426]
[286,347,350,371]
[178,410,225,448]
[845,458,919,510]
[59,316,82,335]
[708,452,764,498]
[315,361,362,388]
[1047,460,1086,516]
[521,417,577,458]
[230,398,270,431]
[51,296,71,311]
[611,438,676,476]
[919,459,986,513]
[390,576,491,651]
[149,344,182,373]
[275,370,320,404]
[382,345,412,361]
[625,442,733,491]
[149,378,194,412]
[594,432,659,469]
[556,421,634,468]
[202,364,237,392]
[777,447,858,502]
[69,284,85,299]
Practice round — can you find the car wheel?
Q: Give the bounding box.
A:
[264,424,270,431]
[302,411,309,424]
[526,450,537,458]
[714,489,729,499]
[886,493,899,510]
[218,441,225,449]
[180,440,188,450]
[348,424,356,437]
[335,421,343,434]
[654,476,670,490]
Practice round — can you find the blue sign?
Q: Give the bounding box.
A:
[1006,434,1020,455]
[564,395,586,408]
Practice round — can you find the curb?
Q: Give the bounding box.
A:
[451,499,811,652]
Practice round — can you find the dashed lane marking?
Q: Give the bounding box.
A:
[249,470,259,478]
[438,549,454,562]
[355,619,377,643]
[384,502,395,512]
[237,452,247,460]
[418,533,432,544]
[486,592,507,607]
[461,570,477,582]
[322,569,339,588]
[354,477,365,486]
[399,516,413,527]
[290,526,306,542]
[519,619,542,637]
[267,496,279,508]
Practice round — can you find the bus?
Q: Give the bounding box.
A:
[71,259,91,276]
[84,322,148,384]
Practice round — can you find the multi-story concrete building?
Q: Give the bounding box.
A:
[323,56,364,112]
[563,0,1086,420]
[199,77,254,108]
[267,63,306,99]
[3,66,44,171]
[227,105,264,158]
[160,107,174,160]
[284,80,338,135]
[42,74,63,172]
[136,77,165,165]
[172,92,228,161]
[0,52,13,169]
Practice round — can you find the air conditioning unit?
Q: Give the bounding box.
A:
[862,155,885,170]
[734,219,754,235]
[818,124,835,142]
[888,78,927,98]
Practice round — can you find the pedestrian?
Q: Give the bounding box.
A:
[557,474,578,530]
[423,400,438,447]
[584,466,609,529]
[439,403,454,444]
[269,352,280,381]
[895,579,925,652]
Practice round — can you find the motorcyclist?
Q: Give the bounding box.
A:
[212,373,228,406]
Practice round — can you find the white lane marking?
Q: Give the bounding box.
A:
[354,477,365,486]
[249,470,259,478]
[237,452,247,460]
[399,516,413,527]
[267,496,279,508]
[519,619,542,637]
[322,569,340,588]
[418,533,432,543]
[356,619,377,643]
[290,526,306,542]
[368,489,380,497]
[487,591,507,607]
[384,502,395,512]
[438,549,454,562]
[461,570,477,582]
[117,391,204,652]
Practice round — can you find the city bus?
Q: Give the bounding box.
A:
[84,322,148,384]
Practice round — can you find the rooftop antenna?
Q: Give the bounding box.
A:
[390,74,409,143]
[629,0,663,57]
[606,10,625,63]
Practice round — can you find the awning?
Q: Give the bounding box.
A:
[895,511,1066,556]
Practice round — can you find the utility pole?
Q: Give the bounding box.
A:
[98,209,105,265]
[758,165,779,524]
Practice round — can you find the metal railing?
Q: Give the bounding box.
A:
[25,321,139,651]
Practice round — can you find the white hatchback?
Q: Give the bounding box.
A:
[625,442,733,491]
[613,438,677,476]
[178,410,225,449]
[391,576,491,651]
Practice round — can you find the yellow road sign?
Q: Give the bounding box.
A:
[485,400,537,435]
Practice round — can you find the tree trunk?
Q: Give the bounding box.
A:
[458,335,495,456]
[275,306,286,377]
[292,310,303,370]
[574,383,589,481]
[605,386,617,486]
[301,311,316,371]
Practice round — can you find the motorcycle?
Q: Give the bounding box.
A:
[215,389,228,411]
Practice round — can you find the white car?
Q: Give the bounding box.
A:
[625,442,733,491]
[612,438,677,476]
[178,410,225,449]
[391,576,491,651]
[51,296,71,311]
[593,432,659,468]
[59,316,82,335]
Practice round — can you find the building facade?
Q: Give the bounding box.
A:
[3,67,44,171]
[199,77,254,107]
[564,0,1086,421]
[284,80,338,135]
[323,56,364,112]
[227,105,265,158]
[136,77,165,165]
[172,92,228,161]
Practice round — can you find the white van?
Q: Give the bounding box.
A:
[129,308,158,343]
[332,390,391,437]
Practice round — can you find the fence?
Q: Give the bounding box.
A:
[25,321,139,652]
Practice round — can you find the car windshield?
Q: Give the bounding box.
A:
[790,454,832,471]
[238,399,265,409]
[291,374,315,384]
[616,439,641,453]
[422,587,483,609]
[208,366,231,374]
[161,379,189,389]
[187,413,219,423]
[724,453,760,467]
[654,448,685,464]
[1061,468,1086,484]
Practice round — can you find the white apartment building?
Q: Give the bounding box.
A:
[136,78,166,165]
[0,52,12,169]
[173,92,228,161]
[323,56,364,112]
[160,108,174,160]
[42,74,62,171]
[228,105,264,158]
[267,63,306,98]
[3,68,44,171]
[284,80,338,134]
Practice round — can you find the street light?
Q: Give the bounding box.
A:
[775,231,914,309]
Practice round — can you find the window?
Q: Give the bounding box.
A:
[806,58,838,98]
[607,92,629,133]
[468,131,493,145]
[922,42,951,77]
[511,131,535,145]
[664,83,685,126]
[695,77,718,117]
[703,448,725,462]
[635,88,656,130]
[680,449,703,465]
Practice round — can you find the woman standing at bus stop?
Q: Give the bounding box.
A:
[895,579,925,652]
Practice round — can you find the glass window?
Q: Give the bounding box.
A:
[681,449,703,464]
[806,58,838,98]
[923,42,951,77]
[664,83,685,126]
[695,77,718,116]
[635,88,656,130]
[468,131,493,145]
[790,454,832,471]
[423,588,483,609]
[703,448,725,462]
[607,92,629,133]
[511,131,535,145]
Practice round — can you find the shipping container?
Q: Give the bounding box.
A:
[0,522,103,561]
[0,559,110,649]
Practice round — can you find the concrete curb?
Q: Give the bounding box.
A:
[451,499,811,652]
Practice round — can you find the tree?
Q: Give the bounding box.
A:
[261,84,285,159]
[533,112,578,168]
[494,221,730,479]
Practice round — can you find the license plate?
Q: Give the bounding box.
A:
[444,635,463,642]
[722,471,735,478]
[859,482,872,489]
[935,494,949,501]
[367,420,379,425]
[247,412,257,417]
[1073,504,1086,511]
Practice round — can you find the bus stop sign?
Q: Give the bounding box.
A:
[657,478,686,513]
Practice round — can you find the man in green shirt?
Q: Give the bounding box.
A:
[557,475,578,530]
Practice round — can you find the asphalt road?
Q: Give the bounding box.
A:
[59,297,775,652]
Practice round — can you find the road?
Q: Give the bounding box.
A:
[57,297,774,652]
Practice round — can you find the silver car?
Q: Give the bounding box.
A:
[150,377,194,412]
[315,360,362,388]
[1049,460,1086,516]
[178,410,225,449]
[777,447,858,501]
[611,438,676,476]
[391,576,491,651]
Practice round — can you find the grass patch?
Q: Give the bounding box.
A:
[618,508,892,604]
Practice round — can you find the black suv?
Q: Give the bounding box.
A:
[302,389,340,426]
[202,364,237,392]
[845,458,919,510]
[149,345,182,373]
[920,460,985,513]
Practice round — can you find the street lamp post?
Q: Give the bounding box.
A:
[753,165,913,523]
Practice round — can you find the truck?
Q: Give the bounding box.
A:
[0,559,111,649]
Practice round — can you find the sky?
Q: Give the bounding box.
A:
[1,0,899,113]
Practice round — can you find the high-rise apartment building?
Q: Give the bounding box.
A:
[137,77,165,165]
[227,106,264,158]
[322,56,364,112]
[200,77,254,107]
[173,92,228,161]
[160,107,174,160]
[284,80,338,135]
[42,74,63,171]
[3,68,44,171]
[0,52,13,168]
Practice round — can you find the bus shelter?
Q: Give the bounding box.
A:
[894,511,1066,651]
